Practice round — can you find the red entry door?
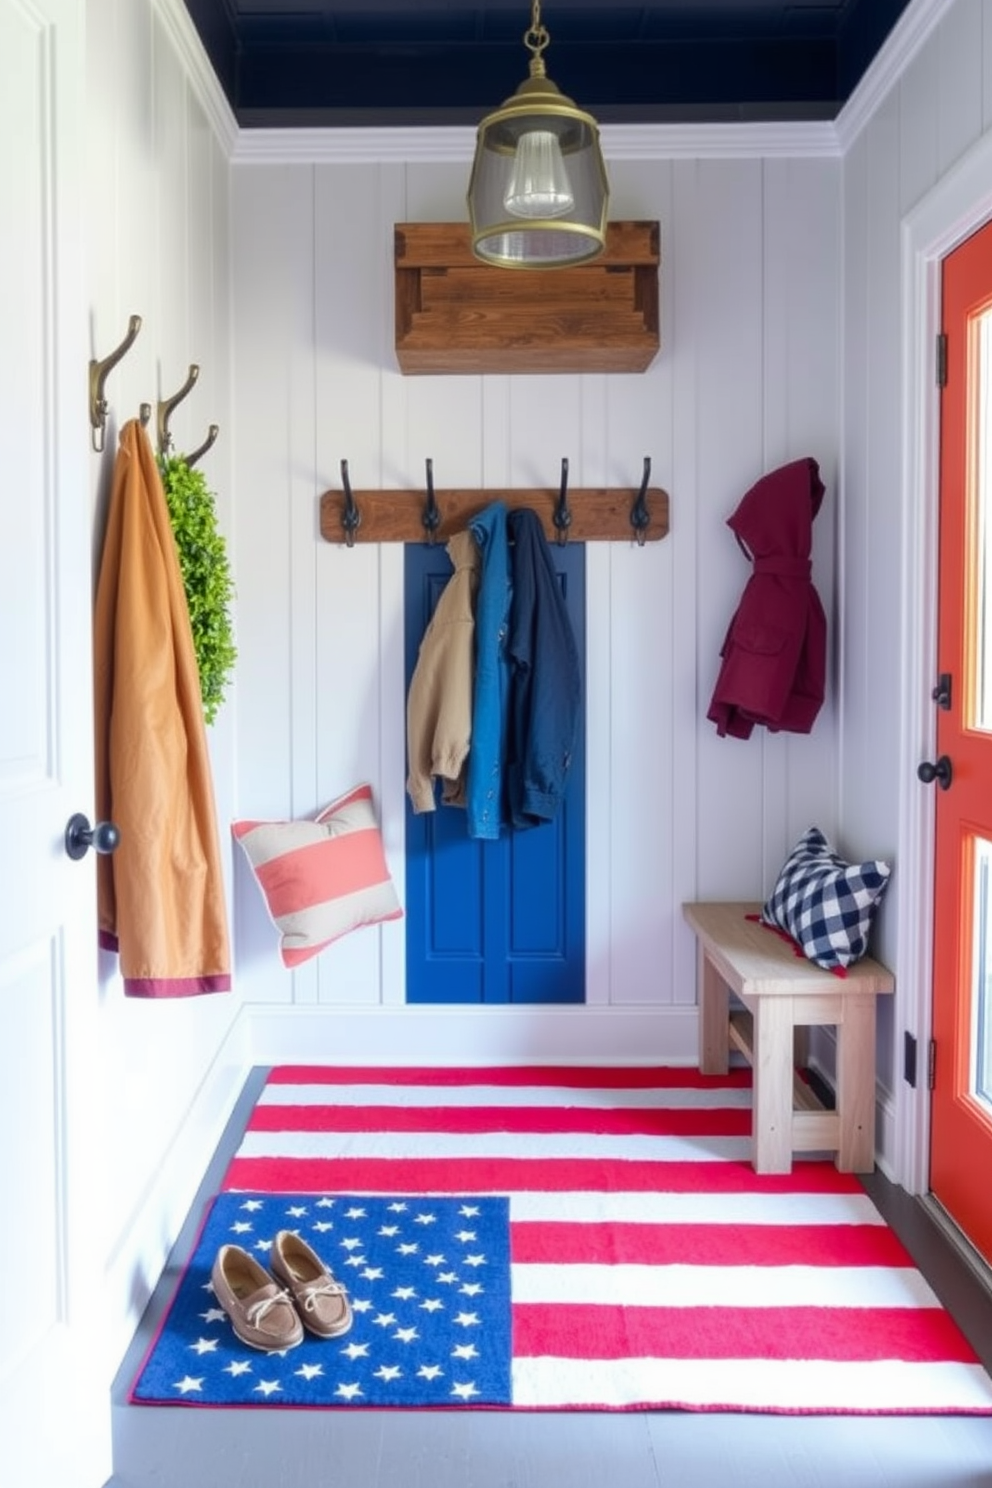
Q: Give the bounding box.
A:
[929,215,992,1267]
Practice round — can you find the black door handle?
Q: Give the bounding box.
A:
[65,813,121,860]
[917,756,953,790]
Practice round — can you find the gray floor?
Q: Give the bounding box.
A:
[107,1071,992,1488]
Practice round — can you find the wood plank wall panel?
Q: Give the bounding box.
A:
[230,164,313,995]
[85,0,239,1325]
[230,148,842,1030]
[839,0,992,1094]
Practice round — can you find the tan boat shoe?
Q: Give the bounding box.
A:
[270,1229,353,1339]
[211,1243,304,1352]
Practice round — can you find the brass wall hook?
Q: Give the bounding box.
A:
[89,314,142,453]
[186,423,219,469]
[157,364,200,457]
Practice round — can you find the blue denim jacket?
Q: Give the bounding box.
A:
[466,501,512,840]
[505,507,581,828]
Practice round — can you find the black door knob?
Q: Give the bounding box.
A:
[917,755,953,790]
[65,813,121,861]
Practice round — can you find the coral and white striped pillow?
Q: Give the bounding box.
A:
[232,783,402,968]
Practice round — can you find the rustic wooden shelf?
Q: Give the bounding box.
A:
[394,220,660,375]
[319,481,669,546]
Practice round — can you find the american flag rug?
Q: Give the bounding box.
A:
[129,1065,992,1414]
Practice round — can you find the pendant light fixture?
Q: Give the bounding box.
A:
[467,0,609,269]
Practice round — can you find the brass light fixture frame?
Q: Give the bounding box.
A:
[467,1,609,269]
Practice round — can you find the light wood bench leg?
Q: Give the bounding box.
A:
[699,948,729,1075]
[836,993,877,1172]
[752,996,795,1174]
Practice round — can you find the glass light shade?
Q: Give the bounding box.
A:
[503,130,574,219]
[468,73,609,269]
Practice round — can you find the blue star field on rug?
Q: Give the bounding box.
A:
[131,1191,512,1407]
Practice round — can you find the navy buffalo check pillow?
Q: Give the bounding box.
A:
[761,826,891,971]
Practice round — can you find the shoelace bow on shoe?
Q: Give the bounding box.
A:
[246,1288,294,1327]
[299,1279,348,1314]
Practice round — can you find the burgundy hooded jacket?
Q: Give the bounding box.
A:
[707,457,827,740]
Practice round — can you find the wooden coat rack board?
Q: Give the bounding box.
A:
[319,459,669,547]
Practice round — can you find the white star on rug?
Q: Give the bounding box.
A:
[340,1237,363,1250]
[451,1381,480,1399]
[452,1344,478,1360]
[174,1376,203,1394]
[459,1205,480,1217]
[336,1382,363,1399]
[313,1221,334,1233]
[374,1365,402,1382]
[437,1272,458,1285]
[397,1242,419,1255]
[417,1364,443,1381]
[424,1254,446,1267]
[286,1206,308,1218]
[344,1207,367,1219]
[460,1283,483,1296]
[225,1361,252,1377]
[379,1225,400,1236]
[454,1312,480,1328]
[394,1327,419,1343]
[189,1337,219,1356]
[200,1308,226,1324]
[373,1312,397,1328]
[296,1363,323,1380]
[231,1221,253,1234]
[240,1200,264,1212]
[414,1212,437,1226]
[254,1379,282,1397]
[362,1266,384,1280]
[463,1255,487,1268]
[342,1342,370,1360]
[420,1299,444,1313]
[455,1231,477,1243]
[392,1286,417,1300]
[316,1197,336,1209]
[387,1202,408,1212]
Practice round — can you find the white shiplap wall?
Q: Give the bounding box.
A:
[837,0,992,1169]
[84,0,244,1354]
[229,143,842,1057]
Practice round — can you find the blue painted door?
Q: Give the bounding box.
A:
[404,538,585,1004]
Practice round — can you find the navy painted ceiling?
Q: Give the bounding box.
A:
[182,0,915,128]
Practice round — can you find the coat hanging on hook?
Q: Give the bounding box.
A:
[707,457,827,739]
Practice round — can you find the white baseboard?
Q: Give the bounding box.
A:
[103,1010,253,1373]
[246,1002,701,1068]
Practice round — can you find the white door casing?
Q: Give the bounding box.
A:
[0,1,110,1483]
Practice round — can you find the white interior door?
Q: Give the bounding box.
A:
[0,2,109,1483]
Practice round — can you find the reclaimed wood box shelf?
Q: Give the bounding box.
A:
[394,221,660,375]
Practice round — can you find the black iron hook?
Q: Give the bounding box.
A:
[630,456,652,546]
[553,457,572,546]
[422,458,441,544]
[340,459,361,547]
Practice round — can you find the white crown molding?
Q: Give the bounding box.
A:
[835,0,949,152]
[156,0,239,156]
[231,119,840,167]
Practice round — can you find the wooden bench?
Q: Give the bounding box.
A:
[682,902,895,1175]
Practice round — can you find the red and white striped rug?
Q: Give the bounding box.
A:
[217,1064,992,1415]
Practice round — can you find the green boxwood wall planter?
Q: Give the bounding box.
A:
[159,454,236,727]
